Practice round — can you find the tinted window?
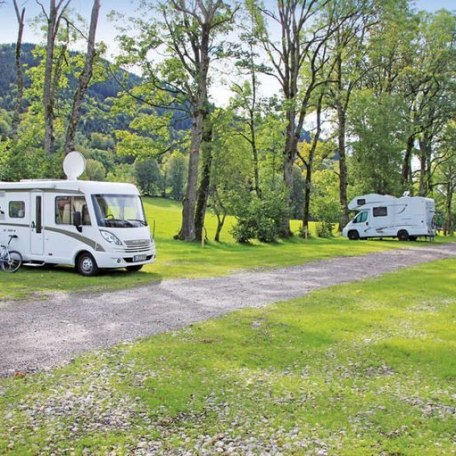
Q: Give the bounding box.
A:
[373,206,387,217]
[9,201,25,218]
[357,199,366,206]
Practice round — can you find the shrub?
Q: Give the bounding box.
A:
[315,221,334,238]
[230,189,288,243]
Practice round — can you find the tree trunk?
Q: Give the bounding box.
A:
[444,183,453,236]
[177,105,205,241]
[249,50,260,198]
[418,133,432,197]
[302,162,312,234]
[43,0,58,154]
[194,120,213,242]
[337,102,349,229]
[250,114,260,198]
[12,1,25,137]
[43,0,71,154]
[64,0,100,155]
[279,110,298,238]
[402,134,415,193]
[302,93,323,233]
[214,194,227,242]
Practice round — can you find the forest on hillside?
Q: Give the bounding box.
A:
[0,0,455,242]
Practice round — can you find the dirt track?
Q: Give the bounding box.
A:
[1,242,456,376]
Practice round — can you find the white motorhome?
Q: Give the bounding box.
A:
[342,193,435,241]
[0,152,155,275]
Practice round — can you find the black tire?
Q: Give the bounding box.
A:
[348,230,359,240]
[76,252,99,276]
[397,230,409,241]
[126,265,143,272]
[1,250,22,273]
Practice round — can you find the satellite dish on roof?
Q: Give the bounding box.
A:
[63,151,86,180]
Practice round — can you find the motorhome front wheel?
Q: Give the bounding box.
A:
[397,230,409,241]
[76,252,99,276]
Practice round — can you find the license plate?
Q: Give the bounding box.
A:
[133,255,147,262]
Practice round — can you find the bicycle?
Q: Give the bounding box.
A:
[0,235,23,273]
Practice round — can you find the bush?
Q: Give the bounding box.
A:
[230,189,289,243]
[230,218,257,243]
[315,221,334,238]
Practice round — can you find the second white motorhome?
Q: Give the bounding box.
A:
[0,152,155,275]
[342,193,435,241]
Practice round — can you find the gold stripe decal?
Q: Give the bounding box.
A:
[45,227,106,252]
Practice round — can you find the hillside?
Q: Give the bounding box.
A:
[0,43,191,135]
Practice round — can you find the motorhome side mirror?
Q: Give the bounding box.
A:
[73,211,82,232]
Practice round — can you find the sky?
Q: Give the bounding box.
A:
[0,0,454,106]
[0,0,454,51]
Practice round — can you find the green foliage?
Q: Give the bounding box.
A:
[163,151,187,200]
[134,157,162,195]
[90,133,115,151]
[290,165,305,219]
[231,189,289,243]
[310,165,340,231]
[349,90,405,195]
[82,159,106,181]
[106,163,135,184]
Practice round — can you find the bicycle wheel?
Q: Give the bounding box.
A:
[1,250,22,273]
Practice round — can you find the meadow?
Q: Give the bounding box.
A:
[0,197,437,300]
[0,257,455,454]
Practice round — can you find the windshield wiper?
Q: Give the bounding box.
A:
[126,218,147,226]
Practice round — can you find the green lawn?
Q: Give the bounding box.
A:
[0,197,447,300]
[1,258,455,454]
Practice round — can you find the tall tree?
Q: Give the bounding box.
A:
[432,122,456,235]
[64,0,100,155]
[115,0,236,241]
[41,0,71,154]
[326,0,376,228]
[12,0,26,136]
[296,90,325,235]
[249,0,343,237]
[164,0,236,241]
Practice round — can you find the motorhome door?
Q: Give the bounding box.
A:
[30,191,44,255]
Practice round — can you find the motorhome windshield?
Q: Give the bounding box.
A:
[92,194,147,228]
[353,211,368,223]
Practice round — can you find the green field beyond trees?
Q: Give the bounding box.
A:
[1,256,455,455]
[0,197,434,301]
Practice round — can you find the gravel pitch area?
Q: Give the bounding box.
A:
[1,242,456,377]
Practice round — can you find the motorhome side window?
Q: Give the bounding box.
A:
[9,201,25,218]
[373,207,388,217]
[55,196,91,225]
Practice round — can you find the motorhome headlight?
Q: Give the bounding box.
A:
[100,230,123,246]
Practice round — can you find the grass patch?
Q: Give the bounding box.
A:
[1,258,455,454]
[1,197,451,300]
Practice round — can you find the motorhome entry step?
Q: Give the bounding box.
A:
[22,262,46,267]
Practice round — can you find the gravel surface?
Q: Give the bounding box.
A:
[1,242,456,377]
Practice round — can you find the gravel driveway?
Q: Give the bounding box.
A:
[1,242,456,377]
